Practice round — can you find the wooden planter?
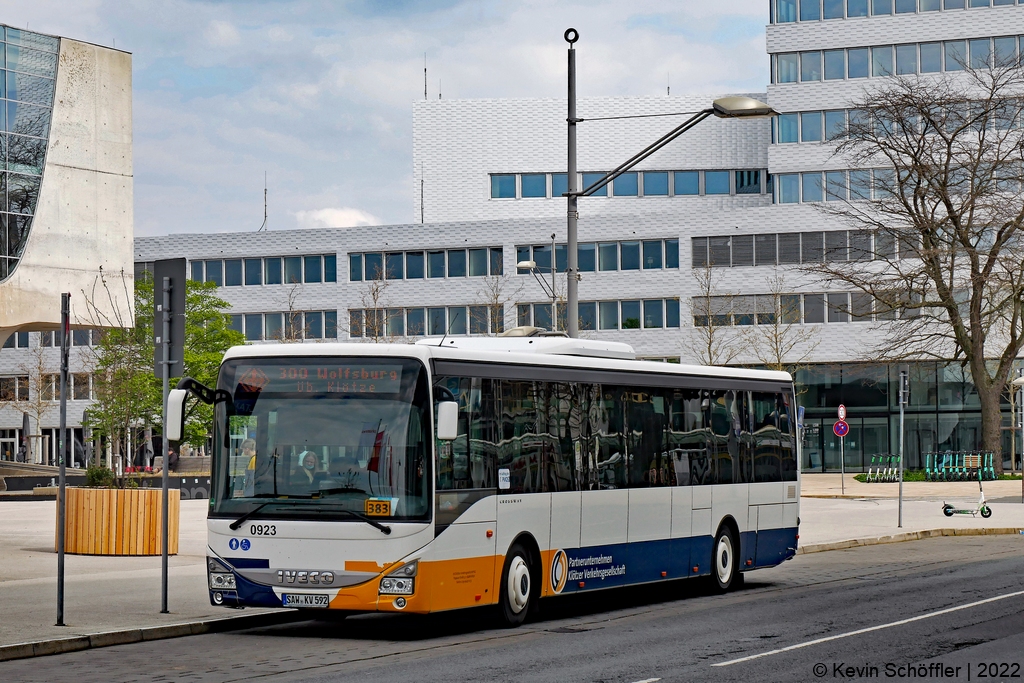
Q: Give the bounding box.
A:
[56,487,180,556]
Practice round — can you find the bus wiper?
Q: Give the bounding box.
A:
[229,499,286,530]
[334,509,392,535]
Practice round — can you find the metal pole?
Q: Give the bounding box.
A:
[551,233,557,331]
[161,277,171,613]
[1019,369,1023,504]
[840,432,845,495]
[565,29,579,339]
[899,367,908,528]
[56,293,70,626]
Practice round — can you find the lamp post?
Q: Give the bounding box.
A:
[517,242,559,332]
[562,28,777,337]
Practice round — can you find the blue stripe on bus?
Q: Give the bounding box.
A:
[555,528,797,593]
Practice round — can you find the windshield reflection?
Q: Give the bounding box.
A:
[211,358,431,522]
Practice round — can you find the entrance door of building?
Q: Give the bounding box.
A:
[0,430,17,461]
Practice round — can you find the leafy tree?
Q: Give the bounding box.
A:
[85,272,243,459]
[809,62,1024,472]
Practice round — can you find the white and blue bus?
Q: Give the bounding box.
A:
[172,336,799,626]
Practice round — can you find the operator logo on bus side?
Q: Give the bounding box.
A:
[550,549,568,594]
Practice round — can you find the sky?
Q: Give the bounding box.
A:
[5,0,770,236]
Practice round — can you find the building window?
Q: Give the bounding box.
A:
[0,376,28,401]
[244,314,263,341]
[407,308,426,336]
[613,172,639,196]
[448,250,467,278]
[736,170,761,194]
[491,174,515,199]
[579,302,597,331]
[705,171,730,195]
[621,301,641,329]
[644,172,668,196]
[620,242,640,270]
[428,251,445,278]
[267,257,284,285]
[428,307,446,335]
[190,261,204,282]
[599,301,619,330]
[364,253,383,281]
[407,252,425,279]
[385,253,403,280]
[72,374,91,400]
[642,241,662,269]
[244,259,262,286]
[848,48,869,78]
[598,243,618,271]
[284,256,302,284]
[824,49,845,79]
[490,247,503,276]
[205,260,223,287]
[304,255,322,283]
[224,259,242,287]
[800,0,821,20]
[551,173,568,197]
[521,173,546,198]
[643,300,663,328]
[469,248,488,277]
[800,51,822,81]
[582,173,608,197]
[778,53,798,83]
[324,254,337,282]
[674,171,699,195]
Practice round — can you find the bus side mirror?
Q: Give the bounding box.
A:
[166,389,188,442]
[436,401,458,441]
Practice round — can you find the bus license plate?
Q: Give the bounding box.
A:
[282,594,329,608]
[365,499,392,516]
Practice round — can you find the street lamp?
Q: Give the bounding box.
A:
[517,234,559,331]
[562,28,778,337]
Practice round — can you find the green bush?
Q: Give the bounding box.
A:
[85,465,116,488]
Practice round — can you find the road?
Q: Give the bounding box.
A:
[2,535,1023,683]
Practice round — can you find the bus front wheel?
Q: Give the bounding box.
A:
[712,526,739,593]
[499,543,534,627]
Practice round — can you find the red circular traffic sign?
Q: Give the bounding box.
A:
[833,420,849,437]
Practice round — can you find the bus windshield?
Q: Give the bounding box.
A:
[210,357,432,523]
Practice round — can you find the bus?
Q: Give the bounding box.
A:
[169,335,800,626]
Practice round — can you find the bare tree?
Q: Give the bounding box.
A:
[807,61,1024,472]
[684,262,741,365]
[745,270,820,375]
[477,272,523,335]
[17,337,56,464]
[359,264,395,342]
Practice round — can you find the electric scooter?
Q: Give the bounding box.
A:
[941,468,992,518]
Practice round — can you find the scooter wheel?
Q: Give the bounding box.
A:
[980,506,992,519]
[942,504,955,517]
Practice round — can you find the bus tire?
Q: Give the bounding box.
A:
[712,525,739,593]
[499,543,533,627]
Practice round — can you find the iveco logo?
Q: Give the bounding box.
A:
[276,570,336,585]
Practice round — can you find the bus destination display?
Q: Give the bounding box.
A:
[234,364,404,394]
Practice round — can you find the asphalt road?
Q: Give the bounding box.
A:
[3,535,1023,683]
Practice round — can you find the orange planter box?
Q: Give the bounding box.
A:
[55,488,180,556]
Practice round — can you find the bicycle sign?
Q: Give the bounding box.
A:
[834,420,849,438]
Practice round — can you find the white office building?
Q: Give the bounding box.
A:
[5,2,1024,472]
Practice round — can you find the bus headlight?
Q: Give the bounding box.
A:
[379,560,417,595]
[208,557,237,591]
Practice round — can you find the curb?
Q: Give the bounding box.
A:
[0,610,303,663]
[797,527,1024,554]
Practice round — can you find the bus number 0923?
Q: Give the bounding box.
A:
[250,524,276,536]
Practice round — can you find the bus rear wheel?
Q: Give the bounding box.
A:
[712,526,739,593]
[499,543,533,627]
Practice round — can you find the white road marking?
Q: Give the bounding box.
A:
[712,589,1024,667]
[630,679,661,683]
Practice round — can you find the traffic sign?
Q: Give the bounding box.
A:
[833,420,849,438]
[838,404,846,420]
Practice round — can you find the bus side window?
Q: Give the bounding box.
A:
[437,376,497,491]
[752,392,782,482]
[626,389,671,487]
[707,390,735,485]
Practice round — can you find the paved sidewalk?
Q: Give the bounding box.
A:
[798,473,1024,550]
[0,499,281,656]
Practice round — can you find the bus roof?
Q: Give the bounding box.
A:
[222,341,793,384]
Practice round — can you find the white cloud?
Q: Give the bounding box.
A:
[294,207,381,229]
[205,20,240,47]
